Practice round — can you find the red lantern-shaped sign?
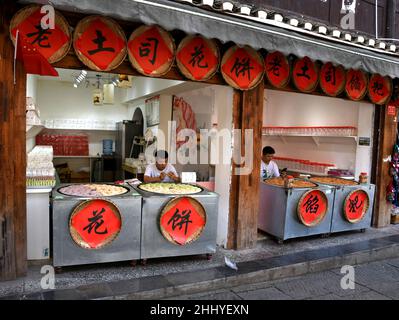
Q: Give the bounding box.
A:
[292,56,319,93]
[368,74,393,105]
[343,189,370,223]
[345,69,368,101]
[128,25,175,77]
[319,62,346,97]
[176,35,219,81]
[221,45,264,90]
[73,16,127,72]
[264,51,290,89]
[10,4,71,63]
[297,190,328,227]
[160,197,206,246]
[69,199,122,249]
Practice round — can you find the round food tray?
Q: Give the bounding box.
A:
[137,183,203,195]
[58,184,130,197]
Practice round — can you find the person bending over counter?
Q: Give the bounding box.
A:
[144,150,180,183]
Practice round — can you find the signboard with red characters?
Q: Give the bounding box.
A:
[160,197,207,246]
[128,25,175,77]
[319,62,346,97]
[297,190,328,227]
[368,74,393,105]
[343,189,370,223]
[292,56,319,93]
[221,45,264,90]
[69,199,122,249]
[387,104,397,116]
[264,51,290,89]
[345,69,368,101]
[73,16,127,72]
[176,35,219,81]
[10,4,71,64]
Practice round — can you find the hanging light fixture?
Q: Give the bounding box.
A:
[92,75,103,105]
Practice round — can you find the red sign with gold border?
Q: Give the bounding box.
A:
[292,56,319,93]
[69,199,122,249]
[221,45,264,90]
[264,51,290,89]
[297,190,328,227]
[344,189,370,224]
[319,62,346,97]
[160,197,206,246]
[176,35,219,81]
[345,69,368,101]
[10,4,71,64]
[368,74,392,105]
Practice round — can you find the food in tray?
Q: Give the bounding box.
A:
[309,176,359,186]
[58,184,128,197]
[263,177,317,188]
[138,183,202,195]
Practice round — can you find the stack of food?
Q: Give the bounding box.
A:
[264,177,317,188]
[26,146,56,188]
[309,176,359,186]
[138,183,202,195]
[58,184,128,197]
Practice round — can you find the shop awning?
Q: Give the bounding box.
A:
[20,0,399,78]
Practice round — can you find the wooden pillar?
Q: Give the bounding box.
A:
[0,1,27,280]
[227,82,264,249]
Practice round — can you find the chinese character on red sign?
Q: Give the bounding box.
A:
[70,199,122,249]
[320,62,346,97]
[264,51,290,89]
[368,74,392,105]
[160,197,206,246]
[388,104,397,116]
[292,57,319,93]
[345,69,368,101]
[297,190,328,227]
[344,190,369,223]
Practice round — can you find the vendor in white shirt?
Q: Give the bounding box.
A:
[144,150,180,183]
[261,146,280,179]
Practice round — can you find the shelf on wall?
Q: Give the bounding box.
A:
[44,126,117,132]
[263,134,358,146]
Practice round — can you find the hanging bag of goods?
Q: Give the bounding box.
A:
[292,56,319,93]
[73,15,127,72]
[264,51,290,89]
[221,45,264,90]
[368,74,393,105]
[127,25,175,77]
[10,4,71,64]
[176,35,219,81]
[345,69,368,101]
[319,62,346,97]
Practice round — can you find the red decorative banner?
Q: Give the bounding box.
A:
[221,45,264,90]
[387,104,397,116]
[343,189,370,223]
[292,56,319,93]
[297,190,328,227]
[368,74,392,105]
[160,197,206,246]
[345,69,368,101]
[319,62,346,97]
[128,25,175,77]
[69,199,122,249]
[176,35,219,81]
[10,4,71,63]
[264,51,290,89]
[74,16,127,71]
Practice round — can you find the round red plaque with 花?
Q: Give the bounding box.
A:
[159,197,207,246]
[297,190,328,227]
[368,74,393,105]
[69,199,122,249]
[292,56,319,93]
[319,62,346,97]
[10,4,71,63]
[345,69,368,101]
[221,45,264,90]
[128,25,175,77]
[264,51,290,89]
[343,189,370,224]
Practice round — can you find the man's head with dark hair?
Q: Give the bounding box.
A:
[154,150,169,170]
[262,146,276,164]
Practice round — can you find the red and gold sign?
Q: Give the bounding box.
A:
[128,25,175,77]
[221,45,264,90]
[264,51,290,89]
[160,197,206,246]
[292,56,319,93]
[73,16,127,72]
[10,4,71,63]
[69,199,122,249]
[345,69,368,101]
[176,35,219,81]
[297,190,328,227]
[319,62,346,97]
[343,189,370,224]
[368,74,392,105]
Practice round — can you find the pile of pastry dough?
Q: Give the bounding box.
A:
[138,183,202,195]
[59,184,128,197]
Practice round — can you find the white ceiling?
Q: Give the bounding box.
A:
[37,68,120,83]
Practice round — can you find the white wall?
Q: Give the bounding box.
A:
[26,75,38,152]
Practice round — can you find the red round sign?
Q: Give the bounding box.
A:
[69,199,122,249]
[292,57,319,93]
[221,45,264,90]
[160,197,206,246]
[176,35,219,81]
[345,69,368,101]
[319,62,346,97]
[264,51,290,89]
[343,189,370,223]
[368,74,392,105]
[297,190,328,227]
